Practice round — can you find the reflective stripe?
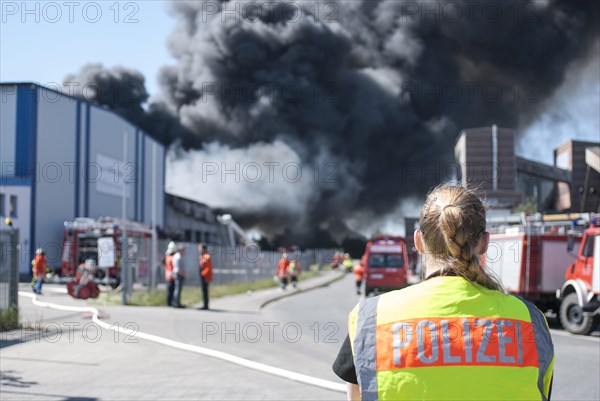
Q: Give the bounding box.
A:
[349,278,552,400]
[353,296,379,400]
[521,298,554,401]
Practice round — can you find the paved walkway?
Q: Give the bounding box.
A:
[1,271,347,401]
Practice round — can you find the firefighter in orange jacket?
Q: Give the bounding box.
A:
[276,253,290,290]
[32,248,47,294]
[198,243,212,310]
[353,260,366,295]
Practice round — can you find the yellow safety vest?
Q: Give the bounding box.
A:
[348,276,554,400]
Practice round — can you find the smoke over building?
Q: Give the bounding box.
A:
[63,0,600,245]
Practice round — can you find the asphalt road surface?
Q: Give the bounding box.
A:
[2,274,599,400]
[265,274,600,401]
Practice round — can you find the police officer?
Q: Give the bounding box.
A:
[333,185,554,400]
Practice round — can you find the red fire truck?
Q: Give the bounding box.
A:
[362,236,409,295]
[557,221,599,335]
[60,217,152,290]
[486,213,599,335]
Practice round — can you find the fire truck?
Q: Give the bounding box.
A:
[557,221,599,335]
[362,236,409,295]
[486,213,599,335]
[60,217,153,290]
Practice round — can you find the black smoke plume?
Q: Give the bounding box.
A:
[64,0,599,246]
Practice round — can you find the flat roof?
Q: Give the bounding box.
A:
[0,81,163,146]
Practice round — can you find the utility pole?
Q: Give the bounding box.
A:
[151,143,158,290]
[121,131,128,305]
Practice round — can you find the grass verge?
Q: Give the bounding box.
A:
[95,267,323,307]
[0,305,20,332]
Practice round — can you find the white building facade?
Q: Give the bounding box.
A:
[0,83,165,276]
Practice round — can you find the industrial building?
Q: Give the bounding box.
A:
[164,193,247,247]
[0,82,166,276]
[455,126,600,213]
[454,126,522,209]
[555,140,600,212]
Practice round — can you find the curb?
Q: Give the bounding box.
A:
[259,271,347,309]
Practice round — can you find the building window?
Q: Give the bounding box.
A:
[0,193,5,216]
[9,195,17,217]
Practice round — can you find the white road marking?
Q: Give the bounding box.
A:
[18,291,346,393]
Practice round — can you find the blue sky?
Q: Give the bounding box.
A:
[1,0,174,97]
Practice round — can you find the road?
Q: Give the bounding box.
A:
[265,273,600,401]
[1,274,599,400]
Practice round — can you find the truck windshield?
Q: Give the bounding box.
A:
[368,253,404,268]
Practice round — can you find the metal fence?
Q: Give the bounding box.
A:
[131,240,340,288]
[0,229,19,309]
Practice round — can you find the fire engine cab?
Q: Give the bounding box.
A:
[362,236,408,295]
[61,217,152,289]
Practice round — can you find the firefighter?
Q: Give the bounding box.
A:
[276,253,290,290]
[172,243,186,308]
[165,241,177,307]
[352,260,365,295]
[331,251,341,269]
[343,254,353,273]
[198,243,212,310]
[289,258,302,288]
[333,185,554,400]
[31,248,47,294]
[68,259,100,299]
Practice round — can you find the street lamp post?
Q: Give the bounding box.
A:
[121,131,128,305]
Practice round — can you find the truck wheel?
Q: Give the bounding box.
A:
[559,293,595,335]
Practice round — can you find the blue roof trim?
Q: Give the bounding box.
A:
[0,176,33,186]
[1,82,165,150]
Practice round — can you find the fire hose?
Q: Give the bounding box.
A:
[18,291,346,393]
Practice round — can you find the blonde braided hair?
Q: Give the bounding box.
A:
[419,185,503,292]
